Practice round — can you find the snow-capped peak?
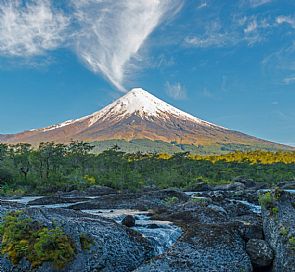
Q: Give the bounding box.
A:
[87,87,224,128]
[35,87,225,132]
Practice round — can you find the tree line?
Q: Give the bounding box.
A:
[0,142,294,196]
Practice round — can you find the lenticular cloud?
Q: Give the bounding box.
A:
[0,0,181,92]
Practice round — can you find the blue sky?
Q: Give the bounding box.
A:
[0,0,295,146]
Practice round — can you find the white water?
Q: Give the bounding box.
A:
[81,209,182,255]
[1,198,182,255]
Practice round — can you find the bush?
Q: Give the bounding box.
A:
[258,192,274,209]
[164,196,179,205]
[79,234,94,250]
[289,236,295,250]
[0,211,76,269]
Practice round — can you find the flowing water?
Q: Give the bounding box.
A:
[1,197,182,255]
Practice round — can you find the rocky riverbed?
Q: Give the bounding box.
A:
[0,181,295,272]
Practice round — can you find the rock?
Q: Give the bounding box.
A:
[246,239,274,267]
[0,207,154,272]
[261,190,295,272]
[27,196,89,206]
[233,177,256,188]
[185,181,212,191]
[122,215,136,227]
[68,189,189,211]
[207,204,227,216]
[213,182,246,191]
[279,181,295,190]
[136,223,252,272]
[237,216,264,241]
[84,185,117,196]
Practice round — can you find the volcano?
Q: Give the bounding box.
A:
[0,88,292,151]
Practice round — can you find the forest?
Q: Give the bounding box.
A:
[0,141,295,196]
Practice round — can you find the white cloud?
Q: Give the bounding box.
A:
[0,0,182,92]
[72,0,182,92]
[185,32,238,48]
[283,76,295,85]
[249,0,272,8]
[244,20,257,33]
[165,81,187,100]
[197,2,208,9]
[0,0,69,57]
[276,16,295,29]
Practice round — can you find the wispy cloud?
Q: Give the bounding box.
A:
[0,0,182,92]
[276,16,295,29]
[185,33,236,48]
[197,2,208,9]
[0,0,68,57]
[165,81,187,100]
[248,0,272,8]
[72,0,182,92]
[283,76,295,85]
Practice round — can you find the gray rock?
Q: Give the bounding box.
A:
[84,185,117,196]
[207,204,227,216]
[213,182,246,191]
[136,223,252,272]
[0,207,154,272]
[261,190,295,272]
[122,215,136,227]
[246,239,274,267]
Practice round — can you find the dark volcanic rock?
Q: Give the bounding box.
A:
[122,215,136,227]
[84,185,117,196]
[68,189,189,211]
[246,239,274,267]
[136,223,252,272]
[0,207,154,272]
[261,191,295,272]
[213,182,246,191]
[28,196,89,206]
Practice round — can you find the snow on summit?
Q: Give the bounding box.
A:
[88,88,223,128]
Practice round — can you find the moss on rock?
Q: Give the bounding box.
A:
[0,210,76,269]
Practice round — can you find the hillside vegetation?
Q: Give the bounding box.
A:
[0,142,294,196]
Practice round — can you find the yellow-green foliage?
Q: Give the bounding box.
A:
[84,175,96,185]
[279,226,289,237]
[289,236,295,250]
[0,211,75,269]
[258,192,274,209]
[190,151,295,164]
[79,234,93,250]
[164,196,179,205]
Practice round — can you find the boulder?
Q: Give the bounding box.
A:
[261,190,295,272]
[122,215,136,227]
[136,223,252,272]
[0,207,154,272]
[84,185,117,196]
[213,182,246,191]
[233,177,256,188]
[246,239,274,267]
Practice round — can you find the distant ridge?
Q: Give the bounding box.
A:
[0,88,293,152]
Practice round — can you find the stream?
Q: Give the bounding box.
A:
[2,196,182,255]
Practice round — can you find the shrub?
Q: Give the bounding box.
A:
[84,175,96,186]
[191,197,208,203]
[80,234,94,250]
[0,211,76,269]
[258,192,274,209]
[164,196,179,205]
[289,236,295,250]
[279,226,289,237]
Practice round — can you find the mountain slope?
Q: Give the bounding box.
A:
[0,88,293,151]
